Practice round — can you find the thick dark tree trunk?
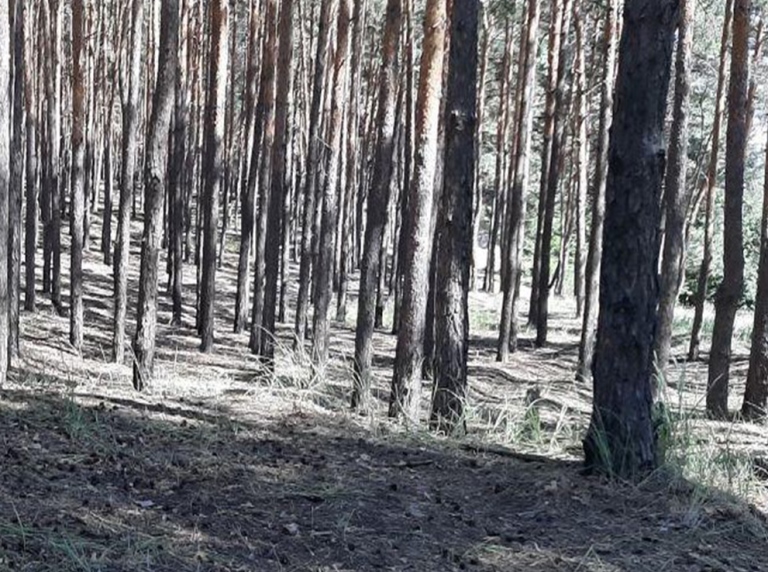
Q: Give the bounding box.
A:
[352,0,402,411]
[707,0,749,420]
[430,0,478,435]
[132,0,179,391]
[583,0,677,478]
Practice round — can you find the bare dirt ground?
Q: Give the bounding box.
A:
[1,214,767,571]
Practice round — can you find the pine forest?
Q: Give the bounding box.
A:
[1,0,768,569]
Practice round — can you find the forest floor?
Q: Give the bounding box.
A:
[0,216,767,571]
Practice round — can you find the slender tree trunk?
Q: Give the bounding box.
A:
[51,0,63,314]
[113,0,144,363]
[313,0,353,367]
[132,0,179,390]
[573,4,587,318]
[200,0,229,352]
[535,0,572,347]
[9,0,24,356]
[234,5,263,333]
[654,0,696,379]
[430,0,478,434]
[576,0,617,382]
[70,0,86,351]
[169,0,189,326]
[24,5,37,313]
[0,0,9,382]
[294,0,337,348]
[337,0,369,324]
[497,0,540,360]
[529,0,563,329]
[261,0,295,363]
[583,0,677,478]
[352,0,402,411]
[389,0,447,422]
[707,0,749,420]
[469,6,489,292]
[248,0,278,356]
[742,128,768,419]
[484,20,512,294]
[217,6,238,269]
[689,0,732,362]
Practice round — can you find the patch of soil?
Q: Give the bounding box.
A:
[0,389,767,571]
[1,212,766,570]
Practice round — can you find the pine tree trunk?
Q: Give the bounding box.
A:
[0,0,9,382]
[430,0,478,435]
[535,0,572,347]
[389,0,447,422]
[497,0,540,361]
[469,6,489,292]
[51,0,63,314]
[294,0,337,349]
[42,0,62,311]
[584,0,676,477]
[169,0,190,326]
[483,20,512,294]
[248,0,278,356]
[742,129,768,419]
[313,0,353,367]
[199,0,229,352]
[24,5,37,313]
[529,0,563,329]
[9,0,24,356]
[70,0,86,352]
[352,0,402,410]
[689,0,732,362]
[654,0,695,379]
[261,0,295,363]
[234,7,263,334]
[113,0,144,363]
[576,0,617,382]
[707,0,749,420]
[132,0,179,390]
[573,4,587,319]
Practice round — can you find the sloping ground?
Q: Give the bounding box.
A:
[1,215,767,570]
[0,384,767,572]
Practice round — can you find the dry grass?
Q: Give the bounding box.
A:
[0,215,766,570]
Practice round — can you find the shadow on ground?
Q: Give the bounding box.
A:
[0,387,766,572]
